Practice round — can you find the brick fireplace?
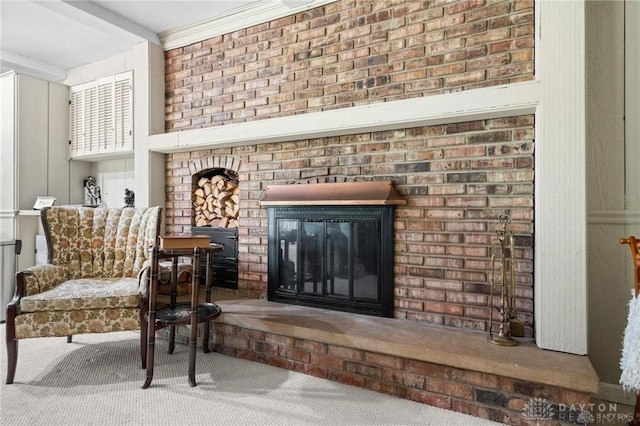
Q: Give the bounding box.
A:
[164,115,535,337]
[163,0,536,336]
[158,1,556,421]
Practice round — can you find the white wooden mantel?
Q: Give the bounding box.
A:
[146,1,588,354]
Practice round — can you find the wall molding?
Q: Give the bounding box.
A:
[0,210,18,218]
[595,382,638,406]
[589,210,640,224]
[148,80,540,153]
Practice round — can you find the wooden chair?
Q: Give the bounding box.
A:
[5,206,162,384]
[620,236,640,424]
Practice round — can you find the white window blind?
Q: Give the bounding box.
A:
[84,81,98,154]
[69,71,133,158]
[69,85,84,156]
[97,77,114,153]
[114,73,133,152]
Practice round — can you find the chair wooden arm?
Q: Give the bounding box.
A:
[620,236,640,424]
[620,236,640,297]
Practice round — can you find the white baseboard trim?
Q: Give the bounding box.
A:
[595,382,638,405]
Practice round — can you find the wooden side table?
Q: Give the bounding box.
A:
[142,242,223,388]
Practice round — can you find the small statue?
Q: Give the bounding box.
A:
[84,176,101,206]
[124,188,135,207]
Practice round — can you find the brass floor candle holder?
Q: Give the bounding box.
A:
[488,214,523,346]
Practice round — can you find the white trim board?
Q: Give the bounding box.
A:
[148,81,540,152]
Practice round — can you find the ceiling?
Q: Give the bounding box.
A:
[0,0,309,82]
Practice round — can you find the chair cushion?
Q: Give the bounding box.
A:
[14,308,140,339]
[20,278,141,313]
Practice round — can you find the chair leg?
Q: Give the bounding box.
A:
[5,338,18,384]
[168,325,176,354]
[140,326,148,369]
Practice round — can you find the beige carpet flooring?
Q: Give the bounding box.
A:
[0,329,502,426]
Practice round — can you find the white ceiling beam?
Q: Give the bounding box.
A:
[32,0,160,45]
[0,50,67,81]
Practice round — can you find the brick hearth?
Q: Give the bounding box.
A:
[164,293,598,425]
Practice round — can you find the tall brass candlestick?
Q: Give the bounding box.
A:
[488,213,522,346]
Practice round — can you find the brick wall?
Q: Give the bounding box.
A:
[165,115,535,336]
[163,0,535,336]
[165,0,534,132]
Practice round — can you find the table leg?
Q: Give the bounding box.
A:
[202,251,213,354]
[202,322,211,353]
[142,247,159,389]
[142,325,155,389]
[168,257,179,354]
[188,248,200,387]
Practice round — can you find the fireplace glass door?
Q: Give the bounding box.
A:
[268,206,394,317]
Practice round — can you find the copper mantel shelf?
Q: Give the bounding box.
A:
[259,181,407,206]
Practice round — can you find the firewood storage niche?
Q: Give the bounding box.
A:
[260,181,406,317]
[192,168,239,289]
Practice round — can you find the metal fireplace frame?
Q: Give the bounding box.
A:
[261,181,406,318]
[266,205,396,317]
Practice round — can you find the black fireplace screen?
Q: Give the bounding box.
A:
[267,206,395,317]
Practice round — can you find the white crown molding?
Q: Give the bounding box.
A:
[159,0,337,50]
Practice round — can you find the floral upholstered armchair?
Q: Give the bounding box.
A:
[5,205,162,384]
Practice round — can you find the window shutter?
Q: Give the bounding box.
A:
[97,77,114,153]
[68,70,133,157]
[114,72,133,152]
[83,81,98,154]
[69,85,84,156]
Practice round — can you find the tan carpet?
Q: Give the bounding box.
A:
[0,329,502,425]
